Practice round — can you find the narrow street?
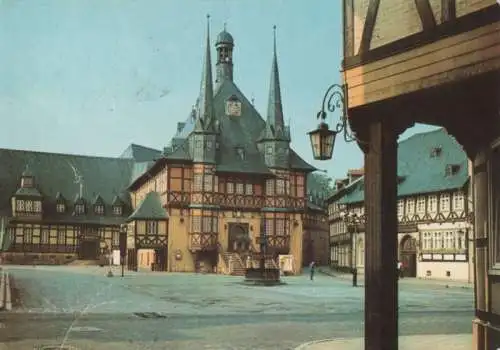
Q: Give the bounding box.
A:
[0,266,473,349]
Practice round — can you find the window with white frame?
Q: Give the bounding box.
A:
[56,203,65,213]
[227,182,234,194]
[405,198,415,215]
[94,204,104,215]
[146,221,158,235]
[265,179,274,195]
[112,205,122,215]
[422,232,432,250]
[433,231,443,249]
[276,179,285,195]
[236,183,244,194]
[444,231,454,249]
[245,183,253,195]
[397,199,404,218]
[203,174,213,191]
[457,230,466,250]
[193,174,203,191]
[428,195,438,212]
[25,200,33,212]
[75,203,85,215]
[34,201,42,212]
[191,216,201,232]
[440,193,450,212]
[16,200,25,211]
[416,197,426,213]
[453,192,465,211]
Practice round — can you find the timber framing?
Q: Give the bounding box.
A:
[344,4,500,69]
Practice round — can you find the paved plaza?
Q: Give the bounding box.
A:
[0,266,473,349]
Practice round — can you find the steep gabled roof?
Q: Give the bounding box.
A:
[128,192,168,221]
[120,143,162,162]
[334,128,469,205]
[0,148,134,222]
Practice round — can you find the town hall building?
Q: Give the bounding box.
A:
[0,21,321,275]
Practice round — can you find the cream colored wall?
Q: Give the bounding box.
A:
[289,212,304,274]
[167,208,193,272]
[417,260,470,281]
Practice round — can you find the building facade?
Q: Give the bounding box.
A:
[302,195,329,267]
[0,23,318,276]
[328,129,474,281]
[127,24,315,275]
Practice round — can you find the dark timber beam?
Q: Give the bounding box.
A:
[364,119,398,350]
[441,0,456,23]
[359,0,380,54]
[414,0,437,30]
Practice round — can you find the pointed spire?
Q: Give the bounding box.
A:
[266,25,285,136]
[196,14,216,132]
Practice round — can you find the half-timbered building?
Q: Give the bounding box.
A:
[0,149,142,265]
[327,128,474,281]
[127,24,315,275]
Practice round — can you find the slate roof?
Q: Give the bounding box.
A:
[333,128,469,205]
[120,143,162,162]
[0,148,135,224]
[162,79,315,174]
[128,192,168,221]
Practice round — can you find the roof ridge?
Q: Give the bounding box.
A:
[398,127,444,143]
[0,147,134,161]
[129,143,162,152]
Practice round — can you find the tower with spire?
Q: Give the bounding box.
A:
[215,22,234,88]
[190,15,219,164]
[257,26,291,169]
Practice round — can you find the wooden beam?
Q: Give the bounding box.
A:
[364,120,398,350]
[343,0,355,57]
[414,0,437,30]
[359,0,380,54]
[441,0,456,23]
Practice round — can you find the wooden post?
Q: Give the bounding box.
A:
[364,120,399,350]
[472,149,489,349]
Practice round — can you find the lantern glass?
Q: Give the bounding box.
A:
[308,123,336,160]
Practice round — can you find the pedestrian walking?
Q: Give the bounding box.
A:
[309,261,315,281]
[397,260,403,279]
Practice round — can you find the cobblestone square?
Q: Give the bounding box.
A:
[0,266,473,349]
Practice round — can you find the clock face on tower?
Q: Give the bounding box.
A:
[225,96,241,117]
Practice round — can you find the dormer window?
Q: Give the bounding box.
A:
[95,204,104,215]
[21,176,33,188]
[235,147,245,160]
[56,203,66,213]
[75,203,85,215]
[113,205,123,215]
[430,146,442,157]
[445,164,461,176]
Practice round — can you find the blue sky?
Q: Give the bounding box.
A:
[0,0,438,180]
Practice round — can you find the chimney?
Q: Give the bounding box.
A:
[335,178,349,191]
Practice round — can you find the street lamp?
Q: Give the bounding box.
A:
[119,224,127,278]
[340,211,362,287]
[308,84,357,160]
[259,220,268,274]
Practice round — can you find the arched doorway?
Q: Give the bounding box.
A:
[228,223,250,253]
[400,235,417,277]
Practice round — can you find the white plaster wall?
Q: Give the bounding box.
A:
[417,261,470,281]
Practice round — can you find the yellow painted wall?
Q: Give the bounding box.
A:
[167,208,192,272]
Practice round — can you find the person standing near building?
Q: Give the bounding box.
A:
[309,261,316,281]
[397,260,403,279]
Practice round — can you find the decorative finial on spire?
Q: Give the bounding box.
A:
[224,22,227,31]
[251,94,255,105]
[273,25,277,53]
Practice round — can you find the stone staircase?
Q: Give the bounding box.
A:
[220,252,246,276]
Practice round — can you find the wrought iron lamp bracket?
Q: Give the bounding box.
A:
[316,83,358,144]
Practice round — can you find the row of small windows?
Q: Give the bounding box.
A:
[16,199,123,216]
[191,216,219,233]
[329,192,466,217]
[19,227,120,246]
[421,230,467,251]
